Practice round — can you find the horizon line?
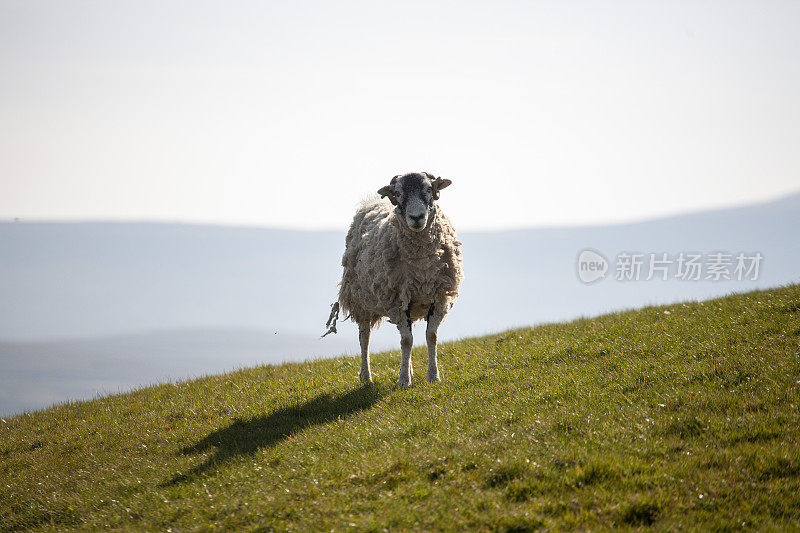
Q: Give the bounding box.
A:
[1,187,797,233]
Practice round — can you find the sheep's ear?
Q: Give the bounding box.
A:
[378,175,401,205]
[378,185,398,205]
[432,177,452,200]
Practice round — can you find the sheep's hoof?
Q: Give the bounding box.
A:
[359,371,372,383]
[427,373,441,383]
[397,376,411,387]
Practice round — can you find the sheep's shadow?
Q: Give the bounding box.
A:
[165,384,385,486]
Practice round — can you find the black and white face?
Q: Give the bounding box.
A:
[378,172,452,232]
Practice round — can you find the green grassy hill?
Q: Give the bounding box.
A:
[2,286,800,531]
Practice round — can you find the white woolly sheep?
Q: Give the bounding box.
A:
[324,172,464,386]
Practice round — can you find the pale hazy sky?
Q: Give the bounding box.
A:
[1,1,799,230]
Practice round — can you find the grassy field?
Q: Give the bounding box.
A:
[2,285,799,531]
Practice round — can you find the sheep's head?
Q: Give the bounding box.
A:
[377,172,452,232]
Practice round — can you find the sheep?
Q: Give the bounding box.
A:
[324,172,464,386]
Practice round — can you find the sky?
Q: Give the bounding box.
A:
[1,0,799,231]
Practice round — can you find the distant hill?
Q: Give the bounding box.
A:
[0,191,798,414]
[0,329,352,415]
[2,286,799,530]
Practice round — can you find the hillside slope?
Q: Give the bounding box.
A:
[2,191,799,416]
[2,285,799,531]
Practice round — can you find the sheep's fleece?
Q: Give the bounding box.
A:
[338,198,464,328]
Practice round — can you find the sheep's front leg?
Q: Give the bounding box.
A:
[426,303,445,382]
[358,324,372,383]
[397,319,413,387]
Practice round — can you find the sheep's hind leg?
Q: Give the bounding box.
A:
[358,324,372,383]
[397,317,413,387]
[425,303,444,382]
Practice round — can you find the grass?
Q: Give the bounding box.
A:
[2,284,800,531]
